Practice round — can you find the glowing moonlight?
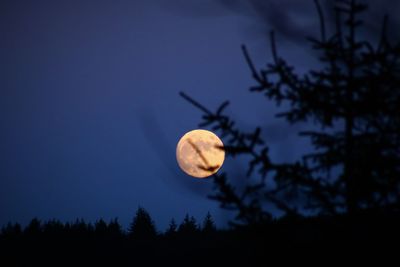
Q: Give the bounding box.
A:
[176,129,225,178]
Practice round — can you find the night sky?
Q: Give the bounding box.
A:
[1,0,398,230]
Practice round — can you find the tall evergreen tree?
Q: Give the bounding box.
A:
[95,218,108,237]
[181,0,400,224]
[165,218,177,236]
[128,207,157,239]
[178,214,199,234]
[202,212,216,233]
[108,218,123,238]
[24,218,42,237]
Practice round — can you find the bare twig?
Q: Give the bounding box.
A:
[314,0,326,42]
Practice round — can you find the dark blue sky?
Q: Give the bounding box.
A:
[1,0,397,230]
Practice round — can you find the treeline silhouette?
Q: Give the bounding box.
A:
[1,207,400,265]
[0,208,237,266]
[0,208,217,239]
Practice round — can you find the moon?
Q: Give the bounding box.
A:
[176,129,225,178]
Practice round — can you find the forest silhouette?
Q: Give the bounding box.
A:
[1,207,400,265]
[1,0,400,264]
[1,208,230,265]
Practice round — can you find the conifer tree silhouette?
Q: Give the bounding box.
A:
[181,0,400,224]
[178,214,199,235]
[1,222,22,239]
[128,207,157,240]
[24,218,42,237]
[94,218,108,239]
[70,218,89,235]
[43,220,64,239]
[165,218,178,236]
[108,218,123,239]
[202,212,216,233]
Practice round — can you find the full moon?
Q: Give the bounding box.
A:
[176,129,225,178]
